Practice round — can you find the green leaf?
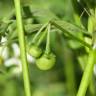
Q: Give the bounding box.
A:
[24,23,42,34]
[51,20,91,48]
[51,20,91,37]
[7,23,42,40]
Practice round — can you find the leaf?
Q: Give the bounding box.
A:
[24,23,42,34]
[7,23,42,40]
[51,20,91,37]
[51,20,91,48]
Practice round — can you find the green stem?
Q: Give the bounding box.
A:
[77,10,96,96]
[32,23,48,43]
[36,30,47,46]
[14,0,31,96]
[45,24,51,54]
[87,16,95,96]
[89,78,95,96]
[76,48,96,96]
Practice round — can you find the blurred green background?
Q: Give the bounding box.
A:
[0,0,96,96]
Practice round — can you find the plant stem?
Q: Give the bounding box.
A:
[14,0,31,96]
[87,16,95,96]
[45,24,51,54]
[32,23,48,43]
[36,30,47,46]
[76,49,96,96]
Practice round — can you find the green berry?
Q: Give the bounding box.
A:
[28,45,42,58]
[36,53,56,70]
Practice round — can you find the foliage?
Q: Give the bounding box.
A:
[0,0,96,96]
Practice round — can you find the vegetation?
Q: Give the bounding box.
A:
[0,0,96,96]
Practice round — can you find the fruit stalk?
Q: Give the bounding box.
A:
[45,24,51,54]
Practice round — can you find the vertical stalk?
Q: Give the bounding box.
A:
[87,16,95,96]
[76,49,96,96]
[77,16,95,96]
[14,0,31,96]
[76,8,96,96]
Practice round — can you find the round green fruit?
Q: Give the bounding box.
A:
[36,53,56,70]
[28,45,42,58]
